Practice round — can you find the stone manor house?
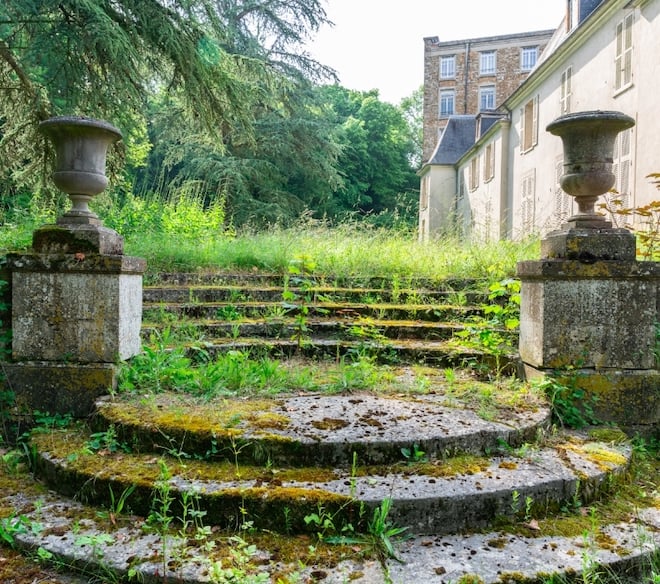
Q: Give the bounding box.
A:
[418,0,660,241]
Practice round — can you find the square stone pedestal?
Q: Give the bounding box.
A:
[5,252,145,416]
[517,257,660,436]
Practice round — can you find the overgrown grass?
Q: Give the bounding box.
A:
[0,190,539,281]
[127,221,539,281]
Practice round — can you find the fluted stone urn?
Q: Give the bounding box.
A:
[35,116,124,254]
[39,116,122,225]
[546,110,635,228]
[543,111,636,261]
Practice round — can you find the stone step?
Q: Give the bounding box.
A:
[167,337,519,369]
[7,467,657,584]
[150,272,483,292]
[31,425,631,538]
[141,317,472,342]
[141,299,482,322]
[93,391,550,466]
[143,284,486,305]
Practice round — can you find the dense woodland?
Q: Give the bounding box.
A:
[0,0,422,229]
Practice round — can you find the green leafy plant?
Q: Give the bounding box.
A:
[283,255,322,350]
[325,498,409,563]
[86,425,129,454]
[452,278,520,381]
[533,375,599,429]
[401,443,427,464]
[97,484,136,525]
[208,536,269,584]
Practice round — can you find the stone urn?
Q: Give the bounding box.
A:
[39,116,122,225]
[546,111,635,228]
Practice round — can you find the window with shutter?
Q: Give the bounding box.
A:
[615,13,634,92]
[521,170,536,236]
[560,67,572,114]
[521,96,539,153]
[484,143,495,182]
[554,156,571,226]
[612,129,632,208]
[469,156,480,191]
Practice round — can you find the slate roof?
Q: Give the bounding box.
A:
[426,116,477,165]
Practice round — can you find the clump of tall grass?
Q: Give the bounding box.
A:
[0,188,539,281]
[125,210,539,281]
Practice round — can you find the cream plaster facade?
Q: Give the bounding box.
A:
[420,0,660,242]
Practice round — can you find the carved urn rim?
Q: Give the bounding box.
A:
[546,110,635,135]
[38,115,123,139]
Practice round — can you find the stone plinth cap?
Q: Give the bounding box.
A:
[517,258,660,280]
[6,252,146,275]
[32,223,124,255]
[541,227,636,261]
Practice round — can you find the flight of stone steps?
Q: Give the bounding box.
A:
[4,272,659,583]
[140,272,514,369]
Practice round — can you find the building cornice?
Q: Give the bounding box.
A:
[502,0,628,110]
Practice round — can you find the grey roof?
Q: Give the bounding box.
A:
[427,116,477,165]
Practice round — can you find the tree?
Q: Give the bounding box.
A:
[0,0,333,194]
[135,86,343,225]
[399,86,424,169]
[317,86,419,223]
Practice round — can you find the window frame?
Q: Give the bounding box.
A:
[479,51,496,75]
[440,55,456,79]
[469,156,480,191]
[614,12,634,93]
[483,143,495,183]
[521,169,537,236]
[439,89,455,118]
[520,95,539,154]
[560,66,572,114]
[479,85,496,111]
[520,46,538,72]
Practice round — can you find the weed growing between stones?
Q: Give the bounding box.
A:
[532,373,600,429]
[452,277,520,382]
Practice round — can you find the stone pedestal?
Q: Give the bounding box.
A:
[518,228,660,436]
[6,252,145,416]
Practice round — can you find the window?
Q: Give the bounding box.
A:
[479,85,496,111]
[439,89,455,117]
[440,55,455,79]
[480,51,496,75]
[484,143,495,182]
[554,155,571,226]
[469,156,480,191]
[560,67,572,114]
[520,95,539,153]
[420,175,430,210]
[615,13,633,91]
[521,169,536,236]
[521,47,538,71]
[612,128,632,207]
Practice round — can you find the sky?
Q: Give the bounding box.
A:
[305,0,567,104]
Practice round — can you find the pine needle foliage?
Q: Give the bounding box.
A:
[0,0,333,193]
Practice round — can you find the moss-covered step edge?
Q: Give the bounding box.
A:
[148,272,485,291]
[141,318,485,343]
[3,443,658,584]
[141,299,483,322]
[166,337,521,370]
[142,284,489,305]
[31,427,631,537]
[93,391,549,467]
[4,470,659,584]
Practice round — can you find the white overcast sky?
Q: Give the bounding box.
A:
[305,0,567,104]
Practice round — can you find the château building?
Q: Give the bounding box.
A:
[419,0,654,243]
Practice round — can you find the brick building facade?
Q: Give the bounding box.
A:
[422,30,555,162]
